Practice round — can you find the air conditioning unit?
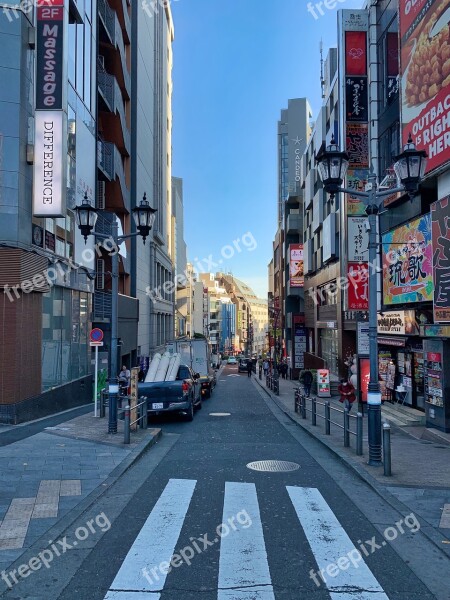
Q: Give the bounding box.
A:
[96,259,105,290]
[97,180,106,210]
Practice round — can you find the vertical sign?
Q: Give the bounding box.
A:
[34,0,66,218]
[294,322,306,369]
[36,0,64,110]
[289,244,304,287]
[347,217,369,262]
[432,196,450,322]
[386,31,399,105]
[317,369,331,398]
[348,262,369,309]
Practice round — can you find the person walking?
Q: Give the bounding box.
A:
[302,370,313,397]
[246,359,253,378]
[338,379,356,412]
[258,358,263,379]
[281,362,288,380]
[263,360,269,377]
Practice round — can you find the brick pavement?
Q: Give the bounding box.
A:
[0,408,160,573]
[254,374,450,545]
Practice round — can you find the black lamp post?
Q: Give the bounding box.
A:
[74,193,157,434]
[316,134,426,466]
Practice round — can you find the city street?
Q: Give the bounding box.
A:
[1,366,447,600]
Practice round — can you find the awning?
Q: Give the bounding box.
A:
[378,336,407,347]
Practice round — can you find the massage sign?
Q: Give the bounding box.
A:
[33,0,65,218]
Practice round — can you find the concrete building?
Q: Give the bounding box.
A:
[172,177,188,337]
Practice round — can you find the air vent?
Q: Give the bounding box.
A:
[96,259,105,290]
[97,181,105,210]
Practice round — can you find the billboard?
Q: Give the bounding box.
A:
[399,0,450,173]
[431,196,450,322]
[33,110,66,217]
[36,0,65,110]
[347,262,369,310]
[289,244,304,287]
[346,169,369,215]
[382,214,433,304]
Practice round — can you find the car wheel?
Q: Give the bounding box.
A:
[185,401,194,421]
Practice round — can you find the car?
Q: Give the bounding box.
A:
[238,358,250,372]
[227,357,237,365]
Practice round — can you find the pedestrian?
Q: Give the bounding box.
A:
[258,358,263,378]
[246,359,253,377]
[302,370,313,397]
[282,362,288,379]
[263,359,269,376]
[338,379,356,412]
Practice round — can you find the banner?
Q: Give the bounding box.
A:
[348,217,369,262]
[289,244,304,287]
[431,196,450,322]
[345,31,367,75]
[348,262,369,309]
[346,169,369,215]
[345,76,368,122]
[386,31,399,105]
[382,214,433,304]
[346,123,369,168]
[36,0,65,110]
[399,0,450,173]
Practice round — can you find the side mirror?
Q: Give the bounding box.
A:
[195,373,200,379]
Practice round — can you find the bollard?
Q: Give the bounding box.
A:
[383,423,392,476]
[124,405,130,444]
[344,409,350,447]
[100,389,106,418]
[108,378,119,434]
[142,398,148,429]
[294,390,299,413]
[301,395,306,419]
[357,412,363,456]
[312,397,317,426]
[325,401,331,435]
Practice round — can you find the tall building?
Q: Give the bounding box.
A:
[271,98,312,375]
[0,0,177,422]
[172,177,188,337]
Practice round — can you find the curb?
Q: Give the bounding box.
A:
[253,376,450,558]
[0,428,162,590]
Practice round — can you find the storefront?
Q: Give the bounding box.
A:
[376,310,428,409]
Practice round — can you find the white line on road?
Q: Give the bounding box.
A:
[287,486,389,600]
[218,482,275,600]
[104,478,197,599]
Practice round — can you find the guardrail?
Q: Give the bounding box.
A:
[123,398,148,444]
[265,373,279,395]
[294,388,363,456]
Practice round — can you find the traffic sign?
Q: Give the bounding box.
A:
[90,341,104,347]
[90,328,104,343]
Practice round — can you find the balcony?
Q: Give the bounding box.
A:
[286,213,301,234]
[100,141,130,213]
[97,138,114,180]
[98,65,130,155]
[109,0,131,44]
[98,0,131,98]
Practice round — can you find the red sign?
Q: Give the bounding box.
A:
[347,263,369,310]
[427,352,442,361]
[345,31,367,75]
[359,358,370,403]
[399,0,450,173]
[90,328,104,343]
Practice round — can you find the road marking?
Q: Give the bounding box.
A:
[218,482,275,600]
[287,486,389,600]
[104,478,196,599]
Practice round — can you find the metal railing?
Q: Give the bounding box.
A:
[294,388,363,456]
[123,398,148,444]
[265,373,279,395]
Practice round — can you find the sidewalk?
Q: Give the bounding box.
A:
[254,374,450,549]
[0,407,161,573]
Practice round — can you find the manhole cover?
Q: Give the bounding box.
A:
[246,460,300,472]
[209,413,231,417]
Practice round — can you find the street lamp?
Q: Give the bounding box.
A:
[74,192,157,434]
[316,134,426,466]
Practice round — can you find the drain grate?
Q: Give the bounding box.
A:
[246,460,300,472]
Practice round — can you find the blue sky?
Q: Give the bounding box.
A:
[171,0,364,298]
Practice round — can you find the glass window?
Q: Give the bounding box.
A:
[76,23,84,98]
[84,20,92,110]
[320,329,339,376]
[68,15,76,85]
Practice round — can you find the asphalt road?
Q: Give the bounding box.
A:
[7,365,448,600]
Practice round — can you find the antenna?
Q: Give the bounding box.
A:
[320,39,325,99]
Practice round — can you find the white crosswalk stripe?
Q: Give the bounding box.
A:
[104,478,196,599]
[218,482,275,600]
[287,486,389,600]
[103,479,390,600]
